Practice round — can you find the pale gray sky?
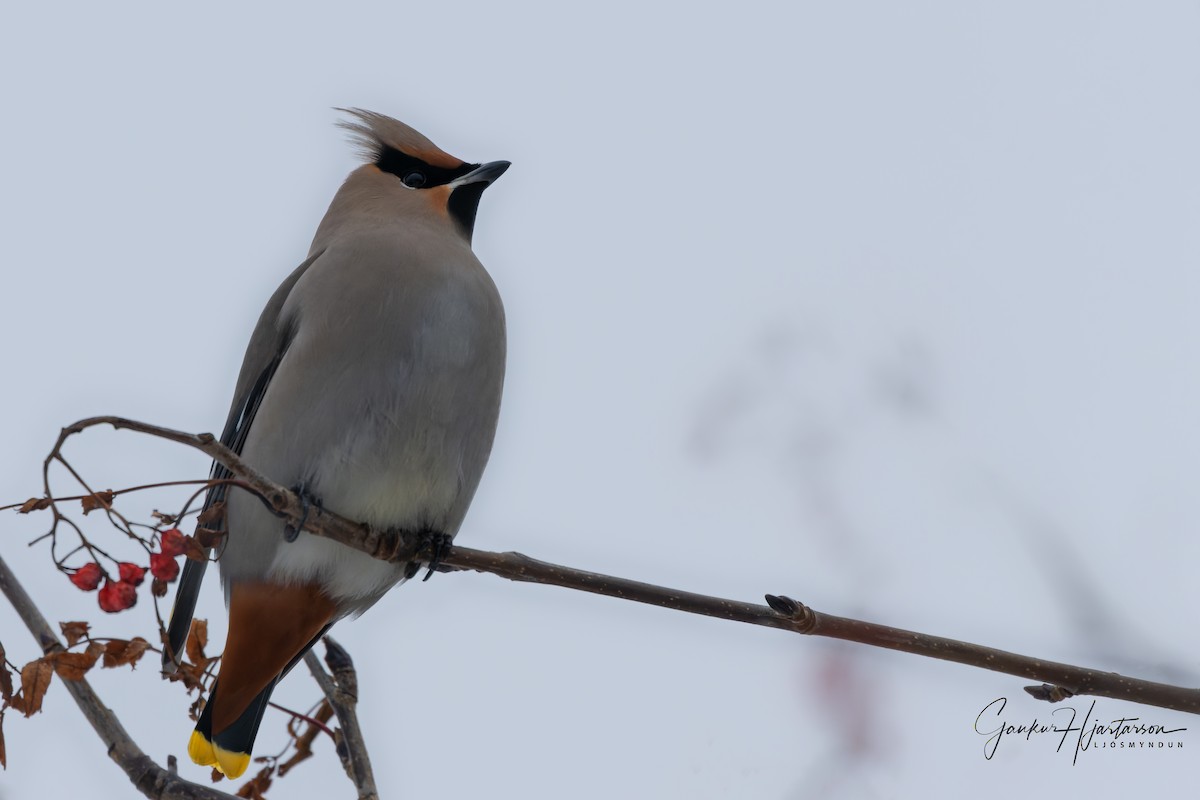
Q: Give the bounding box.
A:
[2,2,1198,798]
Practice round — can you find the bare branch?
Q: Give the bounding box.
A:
[305,639,378,800]
[33,416,1200,716]
[444,552,1200,714]
[0,551,238,800]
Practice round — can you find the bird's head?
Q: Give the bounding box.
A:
[326,108,509,245]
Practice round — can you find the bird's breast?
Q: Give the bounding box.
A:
[227,238,505,607]
[273,238,506,527]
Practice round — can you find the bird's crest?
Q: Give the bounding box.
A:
[336,108,463,169]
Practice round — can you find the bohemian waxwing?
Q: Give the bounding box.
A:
[162,109,509,778]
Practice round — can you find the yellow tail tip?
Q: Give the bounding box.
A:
[187,730,216,767]
[187,731,250,778]
[213,743,251,778]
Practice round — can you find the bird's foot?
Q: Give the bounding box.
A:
[283,483,323,542]
[400,528,453,581]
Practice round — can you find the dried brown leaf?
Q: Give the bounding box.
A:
[195,527,225,549]
[101,637,150,669]
[50,642,103,681]
[80,490,115,515]
[0,645,13,702]
[197,501,227,526]
[59,621,91,647]
[235,766,274,799]
[172,658,213,692]
[151,509,177,524]
[277,701,332,777]
[183,536,209,562]
[17,497,53,514]
[186,620,209,665]
[188,695,205,722]
[171,664,200,691]
[15,659,53,717]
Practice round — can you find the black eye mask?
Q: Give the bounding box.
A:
[375,145,477,188]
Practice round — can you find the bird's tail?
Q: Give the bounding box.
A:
[183,581,336,778]
[189,676,277,779]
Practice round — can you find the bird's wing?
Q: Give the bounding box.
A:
[162,249,325,671]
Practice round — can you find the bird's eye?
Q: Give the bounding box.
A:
[402,171,426,188]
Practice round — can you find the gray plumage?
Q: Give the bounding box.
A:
[166,110,508,777]
[166,108,507,654]
[223,168,505,612]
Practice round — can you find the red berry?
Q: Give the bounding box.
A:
[159,528,188,557]
[150,552,180,582]
[97,579,138,613]
[69,562,103,591]
[118,562,146,586]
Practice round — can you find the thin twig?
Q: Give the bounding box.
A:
[0,479,241,513]
[267,700,336,740]
[304,640,378,800]
[45,417,416,562]
[444,551,1200,714]
[277,701,334,778]
[0,552,238,800]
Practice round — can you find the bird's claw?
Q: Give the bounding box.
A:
[421,530,452,582]
[283,483,323,542]
[400,528,452,581]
